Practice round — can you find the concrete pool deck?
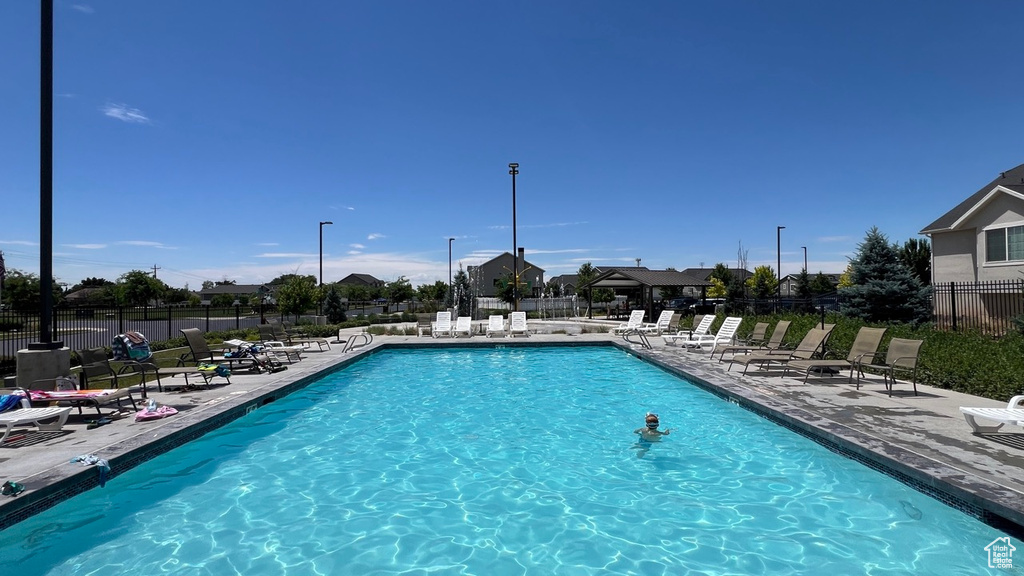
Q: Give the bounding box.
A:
[1,321,1022,533]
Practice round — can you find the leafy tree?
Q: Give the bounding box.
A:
[71,277,113,291]
[839,227,932,324]
[384,276,415,308]
[276,275,318,320]
[201,280,215,290]
[269,273,304,286]
[163,287,192,305]
[452,267,473,316]
[215,279,236,286]
[496,273,515,305]
[210,293,240,307]
[838,264,855,288]
[707,277,727,298]
[810,273,835,295]
[416,281,447,309]
[116,270,166,306]
[745,265,778,300]
[899,237,931,286]
[323,286,346,323]
[710,263,733,286]
[2,270,58,312]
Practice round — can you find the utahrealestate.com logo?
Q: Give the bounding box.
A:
[985,537,1015,569]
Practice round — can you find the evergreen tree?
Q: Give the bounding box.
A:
[899,237,932,286]
[809,273,835,295]
[324,286,346,323]
[840,227,932,324]
[746,265,778,300]
[452,267,473,316]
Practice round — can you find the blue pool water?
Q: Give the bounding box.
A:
[0,347,1013,575]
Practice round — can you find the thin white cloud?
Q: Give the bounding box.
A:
[116,240,176,250]
[349,243,365,249]
[255,252,318,258]
[256,242,279,247]
[490,221,588,231]
[71,4,95,14]
[525,248,589,255]
[818,236,853,243]
[65,243,106,250]
[0,240,37,246]
[102,103,151,124]
[347,250,363,255]
[367,233,385,240]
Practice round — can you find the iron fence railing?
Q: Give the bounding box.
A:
[932,280,1024,335]
[0,305,268,376]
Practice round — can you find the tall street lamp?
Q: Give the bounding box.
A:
[509,162,519,311]
[802,246,807,272]
[319,220,333,315]
[776,226,786,298]
[448,237,455,307]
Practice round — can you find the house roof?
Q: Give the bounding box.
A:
[581,268,710,289]
[921,162,1024,234]
[681,267,753,282]
[337,273,382,285]
[467,252,546,275]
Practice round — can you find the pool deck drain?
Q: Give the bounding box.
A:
[1,322,1022,533]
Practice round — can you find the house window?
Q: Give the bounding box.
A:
[986,225,1024,262]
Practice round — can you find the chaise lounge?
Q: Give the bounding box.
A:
[960,396,1024,434]
[0,391,72,444]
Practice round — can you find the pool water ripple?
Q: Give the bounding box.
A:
[0,347,1014,575]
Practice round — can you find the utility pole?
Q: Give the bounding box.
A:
[151,264,161,278]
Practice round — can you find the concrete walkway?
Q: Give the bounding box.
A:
[1,321,1022,533]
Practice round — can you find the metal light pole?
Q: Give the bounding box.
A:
[802,246,807,272]
[319,221,332,315]
[509,162,519,311]
[777,225,786,298]
[448,237,455,307]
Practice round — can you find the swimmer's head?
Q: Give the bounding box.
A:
[645,413,659,429]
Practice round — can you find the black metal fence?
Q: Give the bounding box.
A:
[932,280,1024,335]
[0,305,266,376]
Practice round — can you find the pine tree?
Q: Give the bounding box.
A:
[840,227,932,324]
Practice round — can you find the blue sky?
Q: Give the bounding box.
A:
[2,1,1023,290]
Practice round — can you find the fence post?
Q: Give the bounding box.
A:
[118,306,124,335]
[205,305,210,333]
[235,304,241,330]
[949,281,957,332]
[167,305,173,341]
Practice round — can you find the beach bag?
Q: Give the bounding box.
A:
[111,331,153,362]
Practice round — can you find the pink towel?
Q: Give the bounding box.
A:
[135,405,178,422]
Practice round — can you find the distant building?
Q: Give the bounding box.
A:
[678,267,753,298]
[467,252,546,298]
[336,273,384,288]
[779,273,841,297]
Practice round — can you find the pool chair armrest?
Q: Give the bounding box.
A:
[1008,396,1024,409]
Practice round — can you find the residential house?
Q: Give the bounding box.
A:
[921,162,1024,331]
[779,273,841,297]
[921,162,1024,283]
[467,252,545,298]
[680,267,753,298]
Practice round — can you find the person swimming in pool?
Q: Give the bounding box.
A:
[634,413,671,441]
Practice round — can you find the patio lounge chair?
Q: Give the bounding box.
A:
[0,391,72,444]
[76,348,122,389]
[29,374,138,416]
[716,320,791,361]
[855,337,924,397]
[643,310,677,335]
[662,315,715,346]
[681,316,743,354]
[959,396,1024,434]
[257,325,306,362]
[509,311,530,337]
[486,315,506,338]
[453,316,473,337]
[432,311,453,338]
[728,325,835,375]
[785,327,887,384]
[612,310,646,335]
[179,328,255,370]
[268,323,331,351]
[416,317,433,337]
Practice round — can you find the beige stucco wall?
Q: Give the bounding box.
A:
[930,229,977,283]
[931,191,1024,283]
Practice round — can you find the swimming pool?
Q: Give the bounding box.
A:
[0,346,1012,574]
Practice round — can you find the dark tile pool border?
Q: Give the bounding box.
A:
[3,339,1022,539]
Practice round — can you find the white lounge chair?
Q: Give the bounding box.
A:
[642,310,676,335]
[486,315,506,338]
[662,315,714,346]
[453,316,473,338]
[612,310,646,335]
[960,396,1024,434]
[0,394,72,444]
[682,316,743,354]
[432,311,453,338]
[509,311,530,337]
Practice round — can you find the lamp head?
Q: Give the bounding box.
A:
[321,221,333,226]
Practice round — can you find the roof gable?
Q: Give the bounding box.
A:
[922,162,1024,234]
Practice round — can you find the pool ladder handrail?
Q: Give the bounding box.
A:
[622,328,652,349]
[342,332,373,353]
